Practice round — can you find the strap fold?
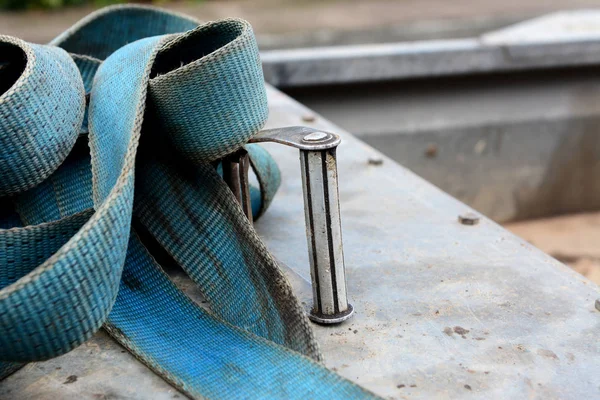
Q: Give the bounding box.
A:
[0,5,380,399]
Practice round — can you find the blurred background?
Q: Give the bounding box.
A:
[1,0,599,48]
[3,0,600,284]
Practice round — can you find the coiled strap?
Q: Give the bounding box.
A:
[0,5,379,399]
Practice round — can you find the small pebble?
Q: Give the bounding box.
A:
[302,114,316,122]
[368,157,383,166]
[425,143,438,158]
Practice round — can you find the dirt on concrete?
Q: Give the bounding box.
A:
[505,212,600,285]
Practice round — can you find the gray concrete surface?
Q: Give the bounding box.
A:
[262,11,600,87]
[285,35,600,223]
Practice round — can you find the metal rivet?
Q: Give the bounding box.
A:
[595,299,600,311]
[303,132,328,142]
[458,212,480,225]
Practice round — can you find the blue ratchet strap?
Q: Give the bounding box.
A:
[0,5,380,399]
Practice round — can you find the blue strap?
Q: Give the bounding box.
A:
[0,5,379,399]
[246,143,282,218]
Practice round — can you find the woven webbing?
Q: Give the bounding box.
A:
[0,5,380,399]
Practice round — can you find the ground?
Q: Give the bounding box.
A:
[506,212,600,284]
[2,0,600,45]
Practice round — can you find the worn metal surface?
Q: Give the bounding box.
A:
[249,125,340,151]
[251,126,352,322]
[2,86,599,399]
[223,150,253,222]
[238,151,253,223]
[262,10,600,87]
[252,126,352,322]
[299,148,352,324]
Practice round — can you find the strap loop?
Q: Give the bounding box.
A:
[0,5,380,399]
[149,20,268,164]
[0,38,84,195]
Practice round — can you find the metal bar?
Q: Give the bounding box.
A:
[250,126,353,324]
[222,150,253,222]
[300,148,352,323]
[238,151,253,223]
[222,157,241,203]
[261,11,600,87]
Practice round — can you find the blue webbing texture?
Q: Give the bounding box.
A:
[0,5,380,399]
[246,143,281,218]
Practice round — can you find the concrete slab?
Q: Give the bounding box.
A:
[262,10,600,86]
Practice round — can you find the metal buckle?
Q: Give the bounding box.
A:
[222,148,253,224]
[222,126,353,324]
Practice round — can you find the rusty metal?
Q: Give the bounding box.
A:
[222,149,252,221]
[238,151,253,224]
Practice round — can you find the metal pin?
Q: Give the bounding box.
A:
[300,147,353,323]
[223,156,241,202]
[249,126,354,324]
[238,151,253,224]
[458,212,480,225]
[222,149,253,222]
